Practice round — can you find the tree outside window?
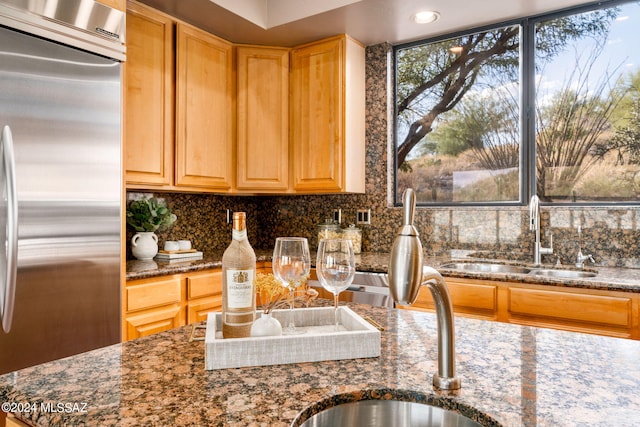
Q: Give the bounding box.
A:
[395,1,640,205]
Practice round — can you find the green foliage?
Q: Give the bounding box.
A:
[126,197,177,232]
[595,98,640,165]
[395,7,619,170]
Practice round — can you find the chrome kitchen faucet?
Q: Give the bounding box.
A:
[388,189,461,391]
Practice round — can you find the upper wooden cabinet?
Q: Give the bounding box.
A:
[97,0,125,11]
[124,1,174,187]
[290,35,366,193]
[124,2,366,194]
[175,24,234,191]
[124,3,234,192]
[236,46,290,192]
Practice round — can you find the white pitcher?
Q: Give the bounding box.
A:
[131,232,159,260]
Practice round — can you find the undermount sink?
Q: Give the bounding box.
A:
[440,262,597,279]
[298,399,484,427]
[439,262,532,275]
[528,268,597,279]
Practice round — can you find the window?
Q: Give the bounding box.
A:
[535,5,640,202]
[394,0,640,205]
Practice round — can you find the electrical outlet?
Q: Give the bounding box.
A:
[225,209,232,224]
[333,209,342,224]
[357,209,371,225]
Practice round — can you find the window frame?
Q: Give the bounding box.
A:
[392,0,639,208]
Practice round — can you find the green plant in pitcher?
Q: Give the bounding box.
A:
[126,197,177,232]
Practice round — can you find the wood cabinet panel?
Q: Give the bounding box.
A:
[402,279,498,320]
[508,287,631,328]
[236,46,289,192]
[126,276,181,312]
[124,2,174,186]
[187,295,223,324]
[97,0,125,11]
[125,305,182,339]
[125,266,257,340]
[290,35,365,193]
[124,4,365,195]
[187,270,223,299]
[175,23,234,190]
[400,276,639,339]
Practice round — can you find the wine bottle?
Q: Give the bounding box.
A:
[222,212,257,338]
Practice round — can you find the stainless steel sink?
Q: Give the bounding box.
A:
[528,268,597,279]
[440,262,597,279]
[298,400,483,427]
[440,262,532,275]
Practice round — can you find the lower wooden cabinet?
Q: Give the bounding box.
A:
[124,268,223,341]
[124,263,271,341]
[400,279,498,321]
[400,277,640,340]
[186,270,223,324]
[125,305,183,340]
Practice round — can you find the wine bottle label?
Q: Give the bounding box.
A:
[225,268,255,308]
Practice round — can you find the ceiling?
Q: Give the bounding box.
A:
[138,0,598,47]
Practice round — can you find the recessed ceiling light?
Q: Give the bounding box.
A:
[412,10,440,24]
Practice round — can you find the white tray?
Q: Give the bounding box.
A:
[204,307,381,370]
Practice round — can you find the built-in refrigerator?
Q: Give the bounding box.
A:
[0,0,125,374]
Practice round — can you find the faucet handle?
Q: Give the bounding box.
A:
[398,189,420,238]
[539,232,553,255]
[402,188,416,226]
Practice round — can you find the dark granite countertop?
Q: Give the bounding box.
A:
[127,251,640,293]
[1,303,640,426]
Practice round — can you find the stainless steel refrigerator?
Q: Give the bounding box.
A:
[0,0,125,375]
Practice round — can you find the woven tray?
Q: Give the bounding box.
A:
[204,307,380,370]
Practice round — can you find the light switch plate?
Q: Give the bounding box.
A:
[357,209,371,225]
[333,209,342,224]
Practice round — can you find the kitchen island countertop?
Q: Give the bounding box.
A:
[1,303,640,426]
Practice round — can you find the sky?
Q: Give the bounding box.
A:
[538,2,640,98]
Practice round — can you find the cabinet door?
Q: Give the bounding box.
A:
[186,270,223,323]
[98,0,125,11]
[126,276,182,312]
[175,23,234,191]
[290,35,365,193]
[187,270,222,300]
[125,305,183,340]
[124,275,184,340]
[124,2,174,186]
[398,278,498,320]
[187,295,223,324]
[236,46,290,192]
[508,286,633,338]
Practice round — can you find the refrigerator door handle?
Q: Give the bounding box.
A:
[1,125,18,333]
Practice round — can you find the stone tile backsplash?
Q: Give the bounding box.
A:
[126,43,640,269]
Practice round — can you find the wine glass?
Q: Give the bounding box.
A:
[315,238,356,330]
[272,237,311,334]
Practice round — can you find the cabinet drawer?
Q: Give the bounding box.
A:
[509,288,631,328]
[449,282,497,311]
[187,295,223,324]
[413,281,497,312]
[127,277,182,312]
[125,305,182,340]
[187,270,222,299]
